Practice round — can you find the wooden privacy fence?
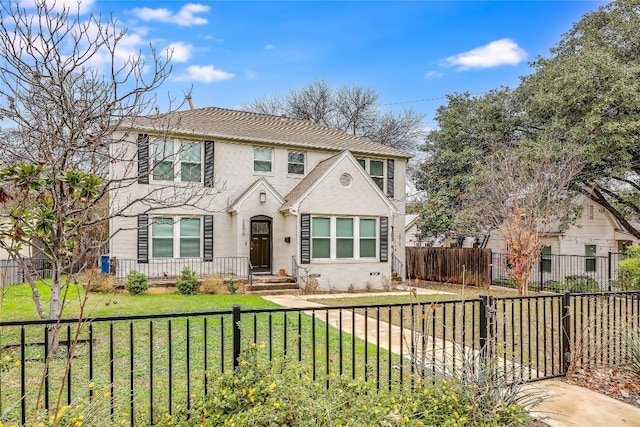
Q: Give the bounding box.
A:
[406,247,491,288]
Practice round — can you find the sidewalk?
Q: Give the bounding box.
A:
[262,292,640,427]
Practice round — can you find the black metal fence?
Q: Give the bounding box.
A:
[491,252,626,292]
[0,291,639,425]
[0,257,253,288]
[0,259,53,287]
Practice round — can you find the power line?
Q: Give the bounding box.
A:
[381,91,489,107]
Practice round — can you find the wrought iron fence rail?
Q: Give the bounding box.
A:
[0,291,639,425]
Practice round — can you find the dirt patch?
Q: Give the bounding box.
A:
[566,367,640,408]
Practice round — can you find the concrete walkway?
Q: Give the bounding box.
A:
[262,292,640,427]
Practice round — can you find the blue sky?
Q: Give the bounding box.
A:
[54,1,608,127]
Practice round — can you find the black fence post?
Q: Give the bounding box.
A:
[561,291,571,374]
[607,251,612,291]
[539,255,543,292]
[232,304,241,369]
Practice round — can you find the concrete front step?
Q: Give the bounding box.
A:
[251,275,297,284]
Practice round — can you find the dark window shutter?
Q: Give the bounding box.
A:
[301,214,311,264]
[138,134,149,184]
[138,214,149,263]
[204,215,214,261]
[204,140,215,187]
[386,159,395,198]
[379,216,388,263]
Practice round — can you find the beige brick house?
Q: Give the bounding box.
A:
[109,107,409,290]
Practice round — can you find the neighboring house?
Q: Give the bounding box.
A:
[109,107,409,290]
[405,214,424,247]
[486,197,640,285]
[485,197,640,256]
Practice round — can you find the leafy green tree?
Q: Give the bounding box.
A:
[518,0,640,238]
[414,88,529,241]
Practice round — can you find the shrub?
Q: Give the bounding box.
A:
[617,245,640,290]
[492,278,516,288]
[226,277,239,294]
[301,276,319,294]
[81,269,115,293]
[153,345,538,427]
[624,329,640,378]
[176,267,199,295]
[199,275,226,294]
[545,275,599,293]
[125,270,148,295]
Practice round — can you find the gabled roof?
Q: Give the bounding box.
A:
[280,150,398,214]
[227,178,285,213]
[132,107,410,159]
[405,214,419,230]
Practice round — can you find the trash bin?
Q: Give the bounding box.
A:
[100,255,110,274]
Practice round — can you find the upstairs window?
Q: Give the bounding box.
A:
[288,151,305,174]
[151,139,202,183]
[357,158,384,191]
[254,148,273,173]
[181,142,202,182]
[152,140,175,181]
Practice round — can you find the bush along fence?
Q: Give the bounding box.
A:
[1,290,639,425]
[491,252,626,292]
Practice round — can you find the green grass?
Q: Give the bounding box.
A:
[0,281,277,321]
[0,282,402,425]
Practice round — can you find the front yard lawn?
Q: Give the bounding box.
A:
[0,280,278,321]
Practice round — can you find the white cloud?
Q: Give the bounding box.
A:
[20,0,94,14]
[245,70,258,79]
[165,42,193,63]
[264,44,275,50]
[424,71,443,79]
[131,3,209,26]
[444,38,527,70]
[175,65,235,83]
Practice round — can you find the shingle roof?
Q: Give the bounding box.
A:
[133,107,410,159]
[280,153,342,211]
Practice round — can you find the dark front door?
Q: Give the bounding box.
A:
[250,220,271,273]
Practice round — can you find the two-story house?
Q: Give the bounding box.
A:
[109,107,409,290]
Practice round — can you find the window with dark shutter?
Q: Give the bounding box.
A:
[137,214,149,263]
[379,216,388,263]
[301,214,311,264]
[204,140,215,187]
[204,215,214,261]
[137,134,149,184]
[386,159,394,198]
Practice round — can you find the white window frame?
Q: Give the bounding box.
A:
[254,147,273,173]
[356,158,385,191]
[151,139,203,184]
[150,216,202,259]
[311,216,378,261]
[287,151,305,175]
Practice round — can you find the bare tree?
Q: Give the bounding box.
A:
[471,143,584,295]
[0,2,216,339]
[240,79,425,154]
